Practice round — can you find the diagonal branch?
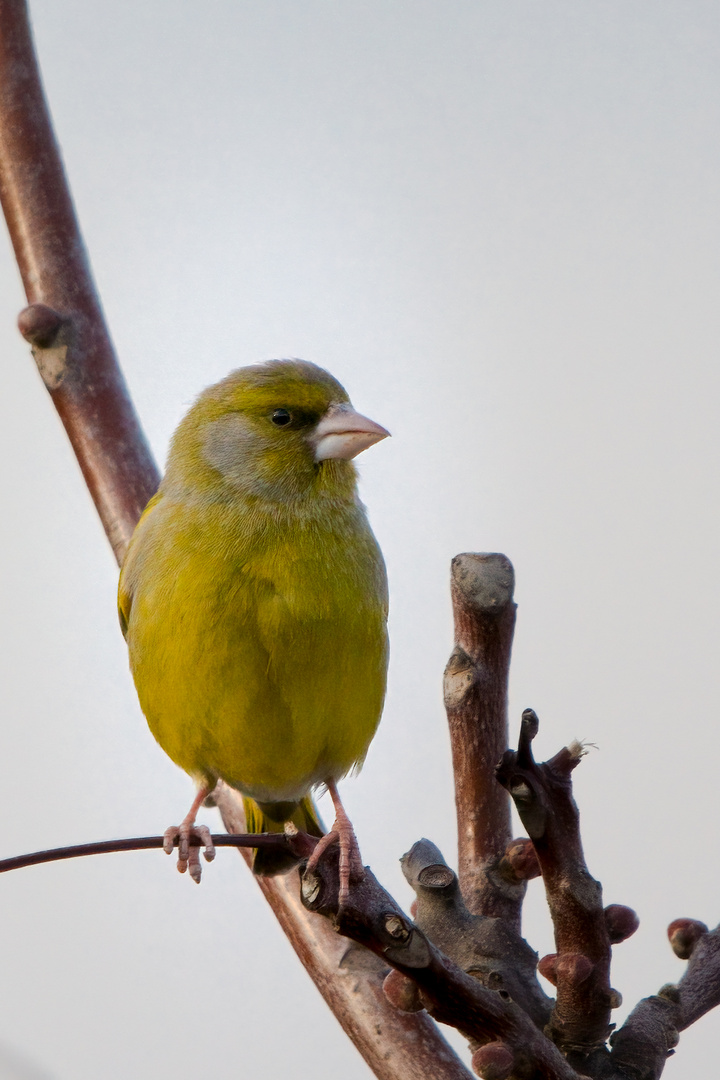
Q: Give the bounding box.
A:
[608,921,720,1079]
[0,0,158,558]
[607,987,681,1079]
[677,920,720,1028]
[675,921,720,1031]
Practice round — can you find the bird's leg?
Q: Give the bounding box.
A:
[305,780,364,906]
[163,785,216,883]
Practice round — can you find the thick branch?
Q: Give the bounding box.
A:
[496,711,617,1060]
[444,553,518,924]
[0,0,158,559]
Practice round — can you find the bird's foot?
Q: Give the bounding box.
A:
[305,794,364,907]
[163,787,216,883]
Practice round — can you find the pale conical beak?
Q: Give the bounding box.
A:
[310,403,390,462]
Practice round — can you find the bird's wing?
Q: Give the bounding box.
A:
[117,491,164,640]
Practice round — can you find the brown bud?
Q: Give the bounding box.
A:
[382,970,424,1013]
[503,838,540,881]
[537,953,558,986]
[604,904,640,944]
[471,1042,514,1080]
[17,303,65,347]
[556,953,594,985]
[668,918,709,959]
[607,988,623,1009]
[409,899,418,919]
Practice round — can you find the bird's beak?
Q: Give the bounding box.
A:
[310,403,390,462]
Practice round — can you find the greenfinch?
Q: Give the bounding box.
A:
[118,360,389,892]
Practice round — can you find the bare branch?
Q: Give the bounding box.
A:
[496,711,619,1059]
[301,840,586,1080]
[0,832,313,874]
[444,553,519,925]
[0,0,158,559]
[607,987,681,1080]
[676,922,720,1030]
[601,923,720,1079]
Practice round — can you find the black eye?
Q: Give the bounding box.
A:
[271,409,292,427]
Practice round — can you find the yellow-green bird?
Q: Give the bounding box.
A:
[118,360,389,895]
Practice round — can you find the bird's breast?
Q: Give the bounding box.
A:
[125,496,388,802]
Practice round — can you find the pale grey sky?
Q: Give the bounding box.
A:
[0,2,718,1077]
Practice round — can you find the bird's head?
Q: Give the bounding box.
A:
[164,359,389,504]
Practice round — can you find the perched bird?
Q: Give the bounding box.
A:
[118,360,389,897]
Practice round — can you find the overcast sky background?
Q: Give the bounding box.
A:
[0,2,718,1077]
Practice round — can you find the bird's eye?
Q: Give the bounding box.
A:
[271,409,292,427]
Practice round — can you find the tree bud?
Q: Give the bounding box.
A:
[382,970,424,1012]
[667,918,708,959]
[604,904,640,943]
[471,1042,514,1079]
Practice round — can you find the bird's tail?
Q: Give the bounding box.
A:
[243,794,324,876]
